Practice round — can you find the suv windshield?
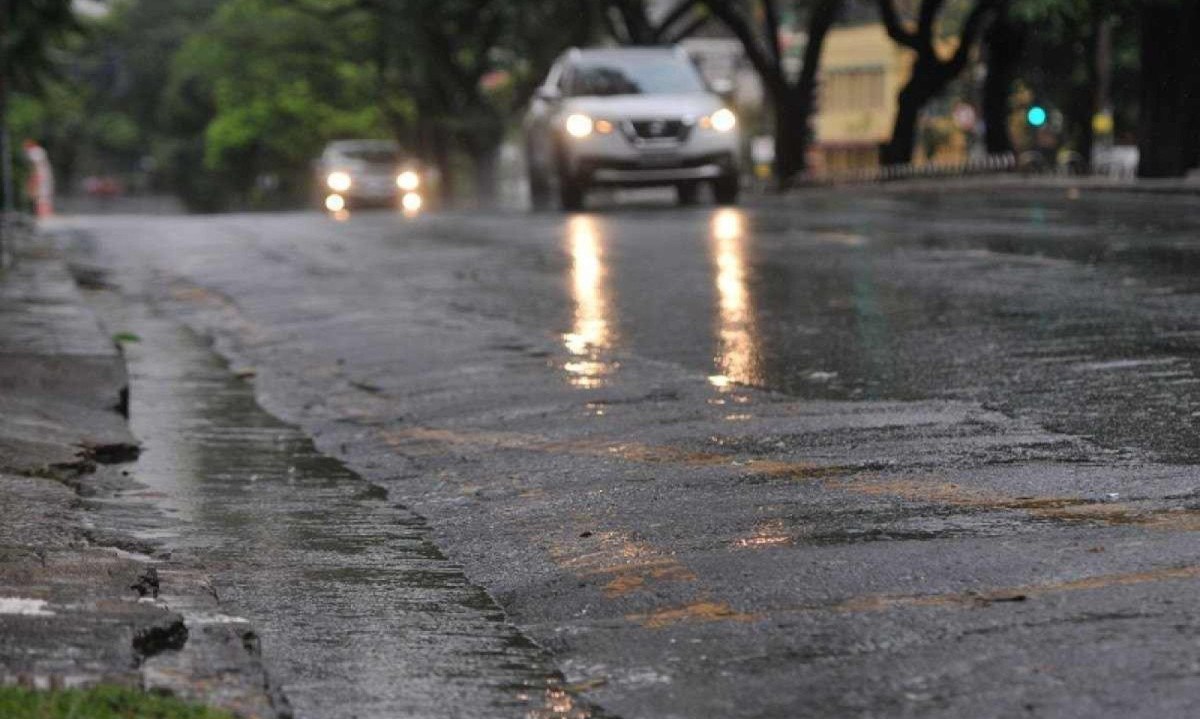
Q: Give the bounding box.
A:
[341,148,401,165]
[568,55,706,97]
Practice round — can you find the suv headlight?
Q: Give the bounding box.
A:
[701,108,737,133]
[396,170,419,191]
[565,114,594,139]
[327,171,352,192]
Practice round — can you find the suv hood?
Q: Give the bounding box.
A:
[564,93,724,120]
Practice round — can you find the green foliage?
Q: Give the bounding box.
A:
[1,0,80,94]
[161,0,386,207]
[0,686,236,719]
[1008,0,1141,146]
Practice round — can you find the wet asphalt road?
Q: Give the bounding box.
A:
[55,187,1200,718]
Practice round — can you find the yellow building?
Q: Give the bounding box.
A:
[813,23,972,172]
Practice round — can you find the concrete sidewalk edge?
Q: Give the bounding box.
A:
[0,223,291,718]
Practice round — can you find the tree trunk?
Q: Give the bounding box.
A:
[983,10,1020,155]
[882,77,931,166]
[1184,4,1200,173]
[1137,3,1196,178]
[773,95,808,186]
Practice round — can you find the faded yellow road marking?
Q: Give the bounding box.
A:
[385,425,1200,533]
[627,600,759,628]
[547,530,697,598]
[833,564,1200,613]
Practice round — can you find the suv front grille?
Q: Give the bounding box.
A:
[626,119,690,142]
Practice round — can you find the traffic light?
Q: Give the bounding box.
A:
[1027,105,1048,128]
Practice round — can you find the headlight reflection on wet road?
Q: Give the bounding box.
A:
[563,215,615,388]
[709,208,759,390]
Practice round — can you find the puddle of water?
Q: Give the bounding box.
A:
[110,302,599,719]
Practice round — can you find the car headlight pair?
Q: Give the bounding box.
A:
[565,109,737,139]
[328,170,420,191]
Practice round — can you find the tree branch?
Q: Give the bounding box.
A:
[794,0,843,101]
[664,12,709,43]
[701,0,785,99]
[944,0,999,74]
[917,0,946,46]
[611,0,654,44]
[604,6,632,44]
[654,0,703,42]
[761,0,782,64]
[877,0,919,50]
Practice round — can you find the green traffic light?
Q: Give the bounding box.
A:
[1027,106,1047,127]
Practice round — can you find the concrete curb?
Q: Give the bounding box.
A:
[0,226,290,718]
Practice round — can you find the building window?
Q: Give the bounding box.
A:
[820,68,885,112]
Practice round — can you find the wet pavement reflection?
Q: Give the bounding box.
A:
[515,191,1200,461]
[115,303,598,719]
[562,215,615,388]
[708,208,760,390]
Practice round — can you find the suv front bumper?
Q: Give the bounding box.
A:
[578,152,736,187]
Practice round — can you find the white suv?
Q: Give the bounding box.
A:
[524,47,741,210]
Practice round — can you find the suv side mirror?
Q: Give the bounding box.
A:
[535,87,561,103]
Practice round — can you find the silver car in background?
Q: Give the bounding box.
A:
[524,47,741,210]
[314,140,423,213]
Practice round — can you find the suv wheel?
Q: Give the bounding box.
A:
[559,174,586,211]
[713,174,740,205]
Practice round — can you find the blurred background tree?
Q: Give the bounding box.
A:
[7,0,1200,213]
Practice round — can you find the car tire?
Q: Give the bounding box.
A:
[713,174,740,205]
[676,181,700,206]
[559,175,586,211]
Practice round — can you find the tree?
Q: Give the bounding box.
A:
[701,0,844,185]
[877,0,1000,165]
[279,0,596,204]
[1136,0,1200,177]
[981,1,1020,154]
[410,0,595,203]
[163,0,384,209]
[1000,0,1132,172]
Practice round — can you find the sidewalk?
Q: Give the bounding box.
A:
[0,225,288,717]
[791,171,1200,196]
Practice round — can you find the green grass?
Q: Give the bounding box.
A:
[0,686,236,719]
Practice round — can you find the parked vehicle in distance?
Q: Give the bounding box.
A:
[524,46,742,211]
[314,140,423,213]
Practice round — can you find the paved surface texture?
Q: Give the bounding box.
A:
[82,290,603,719]
[55,187,1200,718]
[0,233,285,718]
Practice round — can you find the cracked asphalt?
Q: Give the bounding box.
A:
[53,187,1200,717]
